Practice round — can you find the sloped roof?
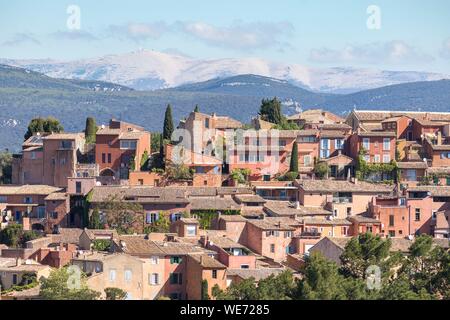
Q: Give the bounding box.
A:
[296,180,393,194]
[0,185,63,196]
[188,254,227,269]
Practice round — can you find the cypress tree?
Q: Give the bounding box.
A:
[289,142,299,173]
[194,105,200,113]
[163,104,174,141]
[85,117,97,143]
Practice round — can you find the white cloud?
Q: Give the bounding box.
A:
[174,20,294,51]
[440,38,450,59]
[107,22,169,42]
[2,33,41,47]
[51,30,98,41]
[310,41,433,64]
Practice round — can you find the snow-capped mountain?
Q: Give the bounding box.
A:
[1,49,448,93]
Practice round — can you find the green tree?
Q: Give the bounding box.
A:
[105,287,127,300]
[146,212,171,233]
[92,239,111,252]
[151,132,162,153]
[140,150,150,171]
[194,105,200,113]
[201,280,210,300]
[259,98,283,125]
[0,151,12,184]
[98,195,144,234]
[89,208,104,229]
[289,142,299,173]
[295,252,350,300]
[340,233,395,280]
[85,117,97,144]
[163,104,174,141]
[230,169,251,185]
[0,224,23,247]
[40,267,100,300]
[24,117,64,140]
[314,161,330,179]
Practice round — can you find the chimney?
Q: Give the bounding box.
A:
[295,201,301,210]
[15,258,22,267]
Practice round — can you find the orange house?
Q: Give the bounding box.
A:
[95,119,151,180]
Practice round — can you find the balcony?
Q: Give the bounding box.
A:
[298,231,322,239]
[332,197,353,204]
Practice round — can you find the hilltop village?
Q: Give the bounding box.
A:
[0,101,449,300]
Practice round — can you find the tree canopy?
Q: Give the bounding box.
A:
[24,117,64,140]
[40,267,100,300]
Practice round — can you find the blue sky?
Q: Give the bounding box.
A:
[1,0,450,73]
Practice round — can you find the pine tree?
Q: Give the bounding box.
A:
[85,117,97,144]
[289,142,299,173]
[259,97,283,125]
[163,104,174,141]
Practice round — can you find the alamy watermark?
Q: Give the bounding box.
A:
[367,5,381,30]
[66,5,81,31]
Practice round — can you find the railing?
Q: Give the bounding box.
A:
[332,197,353,204]
[298,231,322,238]
[259,196,296,201]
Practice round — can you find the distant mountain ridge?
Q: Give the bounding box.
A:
[1,49,448,93]
[0,65,449,152]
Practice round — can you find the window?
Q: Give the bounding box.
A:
[12,274,18,285]
[383,154,391,163]
[347,207,352,217]
[406,170,417,181]
[37,207,45,219]
[31,151,36,160]
[270,244,275,253]
[266,230,279,237]
[374,154,380,163]
[335,139,344,150]
[186,225,197,236]
[170,256,182,264]
[51,212,58,219]
[389,215,395,227]
[284,231,293,238]
[299,136,316,143]
[124,269,132,282]
[150,256,159,265]
[170,273,183,285]
[120,140,137,150]
[108,153,112,164]
[263,175,271,182]
[24,196,32,204]
[383,138,391,150]
[60,140,72,149]
[145,212,159,224]
[415,208,421,221]
[212,270,217,279]
[432,211,437,220]
[205,118,210,129]
[240,265,250,269]
[362,138,370,150]
[257,154,265,162]
[320,139,330,158]
[388,230,396,237]
[102,153,106,163]
[149,273,159,285]
[0,196,7,203]
[109,269,116,282]
[304,155,311,166]
[76,181,82,194]
[279,140,287,147]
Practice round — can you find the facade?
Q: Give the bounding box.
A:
[95,119,151,180]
